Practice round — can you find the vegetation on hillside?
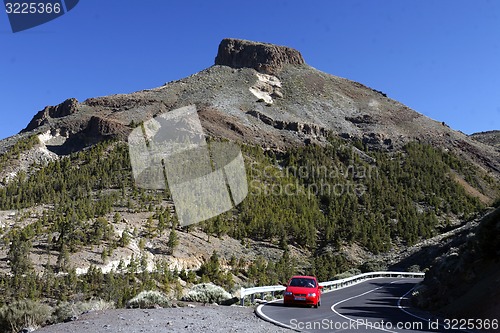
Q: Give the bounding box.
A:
[0,135,494,313]
[0,135,40,175]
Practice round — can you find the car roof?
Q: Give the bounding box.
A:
[290,275,317,279]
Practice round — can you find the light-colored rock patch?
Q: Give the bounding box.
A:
[249,73,283,105]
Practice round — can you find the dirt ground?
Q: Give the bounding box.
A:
[34,305,290,333]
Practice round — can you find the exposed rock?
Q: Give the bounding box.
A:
[23,98,79,131]
[46,98,78,118]
[345,114,375,124]
[83,95,159,111]
[249,73,283,105]
[214,38,305,75]
[85,116,129,139]
[470,130,500,149]
[0,138,58,184]
[246,110,327,138]
[362,132,393,149]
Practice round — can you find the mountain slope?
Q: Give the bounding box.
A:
[471,130,500,149]
[3,39,498,178]
[0,39,498,318]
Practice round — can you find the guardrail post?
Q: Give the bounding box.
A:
[240,287,245,306]
[251,294,255,304]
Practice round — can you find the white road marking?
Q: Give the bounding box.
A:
[255,299,299,331]
[397,286,433,323]
[330,280,401,333]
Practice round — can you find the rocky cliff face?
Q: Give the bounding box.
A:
[214,38,305,75]
[24,98,79,132]
[85,116,129,139]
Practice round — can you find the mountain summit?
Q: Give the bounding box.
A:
[214,38,305,74]
[9,38,498,178]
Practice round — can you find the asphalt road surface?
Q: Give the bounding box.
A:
[258,278,479,333]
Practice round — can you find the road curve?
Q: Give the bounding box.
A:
[257,278,475,333]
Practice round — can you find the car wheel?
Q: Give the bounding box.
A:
[318,298,321,307]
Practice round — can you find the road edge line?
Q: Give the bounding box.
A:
[255,299,301,332]
[330,280,400,333]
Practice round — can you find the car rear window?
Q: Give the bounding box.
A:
[289,278,316,287]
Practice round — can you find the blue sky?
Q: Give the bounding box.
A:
[1,0,499,140]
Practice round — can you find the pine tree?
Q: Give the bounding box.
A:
[167,229,179,254]
[145,215,156,238]
[7,232,33,276]
[56,244,70,272]
[157,213,167,236]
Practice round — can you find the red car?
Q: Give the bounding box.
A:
[283,275,323,308]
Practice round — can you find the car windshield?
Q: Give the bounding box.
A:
[289,278,316,288]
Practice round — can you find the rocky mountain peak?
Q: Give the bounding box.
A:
[214,38,305,74]
[7,38,499,179]
[23,98,79,132]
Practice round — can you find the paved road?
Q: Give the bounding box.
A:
[258,278,476,333]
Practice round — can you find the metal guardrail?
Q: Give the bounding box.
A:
[240,271,424,306]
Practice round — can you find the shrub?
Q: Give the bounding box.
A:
[0,300,52,333]
[127,290,171,309]
[182,283,231,304]
[334,268,362,280]
[53,299,115,323]
[360,260,388,273]
[407,265,421,273]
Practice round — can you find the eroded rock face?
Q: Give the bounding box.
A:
[85,116,129,139]
[214,38,305,75]
[247,110,327,138]
[24,98,79,131]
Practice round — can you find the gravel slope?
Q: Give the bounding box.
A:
[34,305,291,333]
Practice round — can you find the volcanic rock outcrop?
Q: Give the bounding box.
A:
[24,98,79,132]
[214,38,305,75]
